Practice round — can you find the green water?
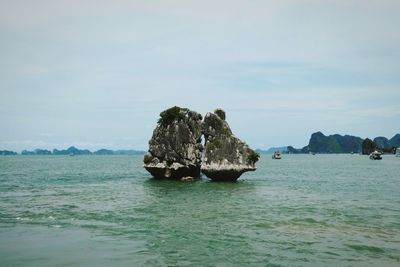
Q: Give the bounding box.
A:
[0,155,399,266]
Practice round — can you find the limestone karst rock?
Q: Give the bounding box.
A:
[201,109,259,181]
[143,106,203,179]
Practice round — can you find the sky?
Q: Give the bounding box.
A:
[1,0,399,152]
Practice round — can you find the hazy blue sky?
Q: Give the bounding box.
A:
[1,0,399,151]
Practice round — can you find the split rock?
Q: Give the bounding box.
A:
[143,106,203,179]
[201,109,259,181]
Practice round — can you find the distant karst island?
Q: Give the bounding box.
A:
[0,147,145,156]
[1,128,398,159]
[278,132,399,155]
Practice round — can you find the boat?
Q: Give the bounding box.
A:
[369,150,382,160]
[272,151,281,159]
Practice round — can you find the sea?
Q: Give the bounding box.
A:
[0,154,399,267]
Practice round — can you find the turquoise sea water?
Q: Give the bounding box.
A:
[0,155,399,266]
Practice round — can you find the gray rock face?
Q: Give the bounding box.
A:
[143,106,203,179]
[201,109,259,181]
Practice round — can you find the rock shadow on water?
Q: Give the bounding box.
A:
[142,174,256,199]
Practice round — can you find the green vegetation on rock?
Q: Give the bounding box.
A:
[212,138,222,149]
[158,106,189,126]
[220,127,231,136]
[248,150,260,163]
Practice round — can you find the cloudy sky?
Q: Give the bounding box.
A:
[1,0,399,151]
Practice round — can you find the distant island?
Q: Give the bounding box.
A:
[256,147,288,154]
[0,150,18,156]
[286,132,400,154]
[1,132,399,156]
[0,146,145,156]
[256,132,399,155]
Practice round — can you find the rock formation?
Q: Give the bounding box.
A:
[362,138,377,155]
[373,136,392,150]
[143,106,203,179]
[305,132,363,154]
[390,134,400,147]
[201,109,259,181]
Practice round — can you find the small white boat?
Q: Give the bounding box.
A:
[272,151,281,159]
[369,150,382,160]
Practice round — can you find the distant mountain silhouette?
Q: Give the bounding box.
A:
[93,149,145,155]
[306,132,363,153]
[0,147,145,156]
[22,149,52,155]
[256,147,287,154]
[53,146,92,155]
[287,132,399,154]
[373,137,391,150]
[3,133,399,156]
[390,134,400,147]
[0,150,17,156]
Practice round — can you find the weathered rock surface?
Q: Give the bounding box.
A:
[143,106,203,179]
[361,138,377,155]
[201,109,259,181]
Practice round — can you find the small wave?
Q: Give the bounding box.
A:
[253,222,274,229]
[324,251,341,256]
[346,244,385,254]
[16,217,32,221]
[290,217,322,224]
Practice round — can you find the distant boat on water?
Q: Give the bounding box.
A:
[369,151,382,160]
[272,151,281,159]
[69,153,75,157]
